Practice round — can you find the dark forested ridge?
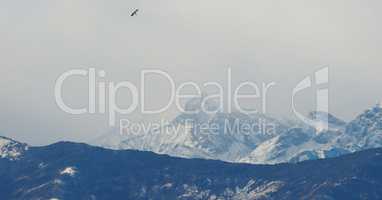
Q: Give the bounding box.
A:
[0,137,381,200]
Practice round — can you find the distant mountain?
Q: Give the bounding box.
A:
[341,104,382,150]
[1,137,382,199]
[94,102,382,165]
[240,111,349,164]
[93,95,287,162]
[241,105,382,164]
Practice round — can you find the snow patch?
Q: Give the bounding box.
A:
[38,162,48,169]
[60,167,77,176]
[232,180,284,199]
[161,182,173,189]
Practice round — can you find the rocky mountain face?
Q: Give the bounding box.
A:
[0,138,382,200]
[241,104,382,164]
[94,99,382,164]
[93,96,287,162]
[0,136,28,160]
[96,111,285,162]
[340,105,382,150]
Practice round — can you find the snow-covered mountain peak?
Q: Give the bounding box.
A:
[184,93,220,113]
[347,105,382,134]
[340,104,382,150]
[307,111,346,133]
[94,102,382,165]
[308,111,346,126]
[0,136,28,160]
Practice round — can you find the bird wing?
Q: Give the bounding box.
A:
[131,9,138,16]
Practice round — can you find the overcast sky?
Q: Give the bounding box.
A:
[1,0,381,145]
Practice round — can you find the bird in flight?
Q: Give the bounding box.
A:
[131,9,139,16]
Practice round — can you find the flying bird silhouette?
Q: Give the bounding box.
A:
[131,9,139,16]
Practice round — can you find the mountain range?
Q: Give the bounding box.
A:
[93,96,382,164]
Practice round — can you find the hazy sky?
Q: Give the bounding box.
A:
[1,0,381,145]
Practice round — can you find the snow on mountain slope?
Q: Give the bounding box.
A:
[94,102,382,164]
[2,138,382,200]
[240,127,327,164]
[241,105,382,164]
[0,136,28,160]
[309,111,347,132]
[339,104,382,151]
[92,95,286,162]
[95,111,285,162]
